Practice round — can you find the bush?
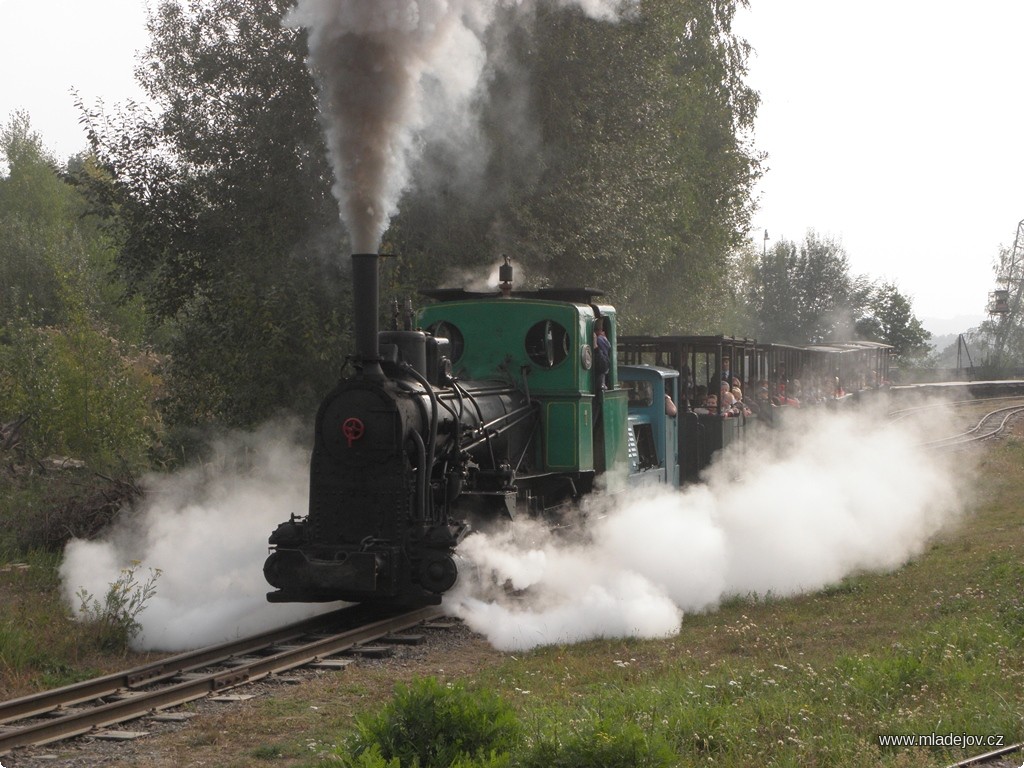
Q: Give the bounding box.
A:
[326,677,681,768]
[0,316,160,472]
[335,677,520,768]
[3,470,140,553]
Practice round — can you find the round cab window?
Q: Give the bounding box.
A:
[525,320,570,368]
[427,321,464,362]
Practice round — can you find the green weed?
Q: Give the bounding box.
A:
[74,561,160,652]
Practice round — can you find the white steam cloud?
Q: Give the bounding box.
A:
[442,259,524,292]
[58,402,973,654]
[446,405,974,651]
[287,0,631,253]
[60,420,327,651]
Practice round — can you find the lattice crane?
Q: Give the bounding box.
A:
[989,218,1024,369]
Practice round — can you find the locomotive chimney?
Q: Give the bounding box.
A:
[351,253,384,379]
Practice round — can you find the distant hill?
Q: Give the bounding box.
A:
[922,314,985,337]
[929,332,957,352]
[928,330,986,369]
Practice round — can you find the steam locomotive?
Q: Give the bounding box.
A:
[263,254,891,605]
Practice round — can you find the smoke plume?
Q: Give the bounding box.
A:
[446,405,974,651]
[60,420,327,651]
[286,0,630,254]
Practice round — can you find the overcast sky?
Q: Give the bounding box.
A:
[734,1,1021,332]
[0,0,148,151]
[1,1,1016,333]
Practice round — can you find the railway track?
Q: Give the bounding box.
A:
[890,394,1024,422]
[945,740,1024,768]
[0,603,444,756]
[888,393,1024,448]
[917,402,1024,449]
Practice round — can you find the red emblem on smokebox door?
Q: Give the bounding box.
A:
[342,417,365,447]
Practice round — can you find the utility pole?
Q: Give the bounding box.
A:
[956,334,975,381]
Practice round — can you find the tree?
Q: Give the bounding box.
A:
[748,238,802,342]
[748,232,859,344]
[792,233,857,342]
[79,0,350,428]
[0,114,158,470]
[746,229,931,361]
[854,282,931,363]
[471,0,761,333]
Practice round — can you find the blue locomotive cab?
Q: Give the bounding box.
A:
[620,365,680,488]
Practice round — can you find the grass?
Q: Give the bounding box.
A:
[0,548,168,694]
[3,437,1024,766]
[0,473,163,694]
[0,549,105,692]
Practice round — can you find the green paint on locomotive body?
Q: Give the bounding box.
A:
[418,299,600,393]
[418,297,622,477]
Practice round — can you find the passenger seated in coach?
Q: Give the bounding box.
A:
[692,384,708,413]
[804,375,823,404]
[720,391,740,417]
[772,370,800,407]
[732,386,753,417]
[774,361,789,386]
[776,390,800,407]
[817,376,831,401]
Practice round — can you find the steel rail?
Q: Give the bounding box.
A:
[0,605,360,725]
[0,605,443,755]
[889,397,982,421]
[889,395,1024,422]
[919,405,1024,448]
[944,740,1024,768]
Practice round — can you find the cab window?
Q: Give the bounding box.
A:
[525,320,569,368]
[625,380,654,407]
